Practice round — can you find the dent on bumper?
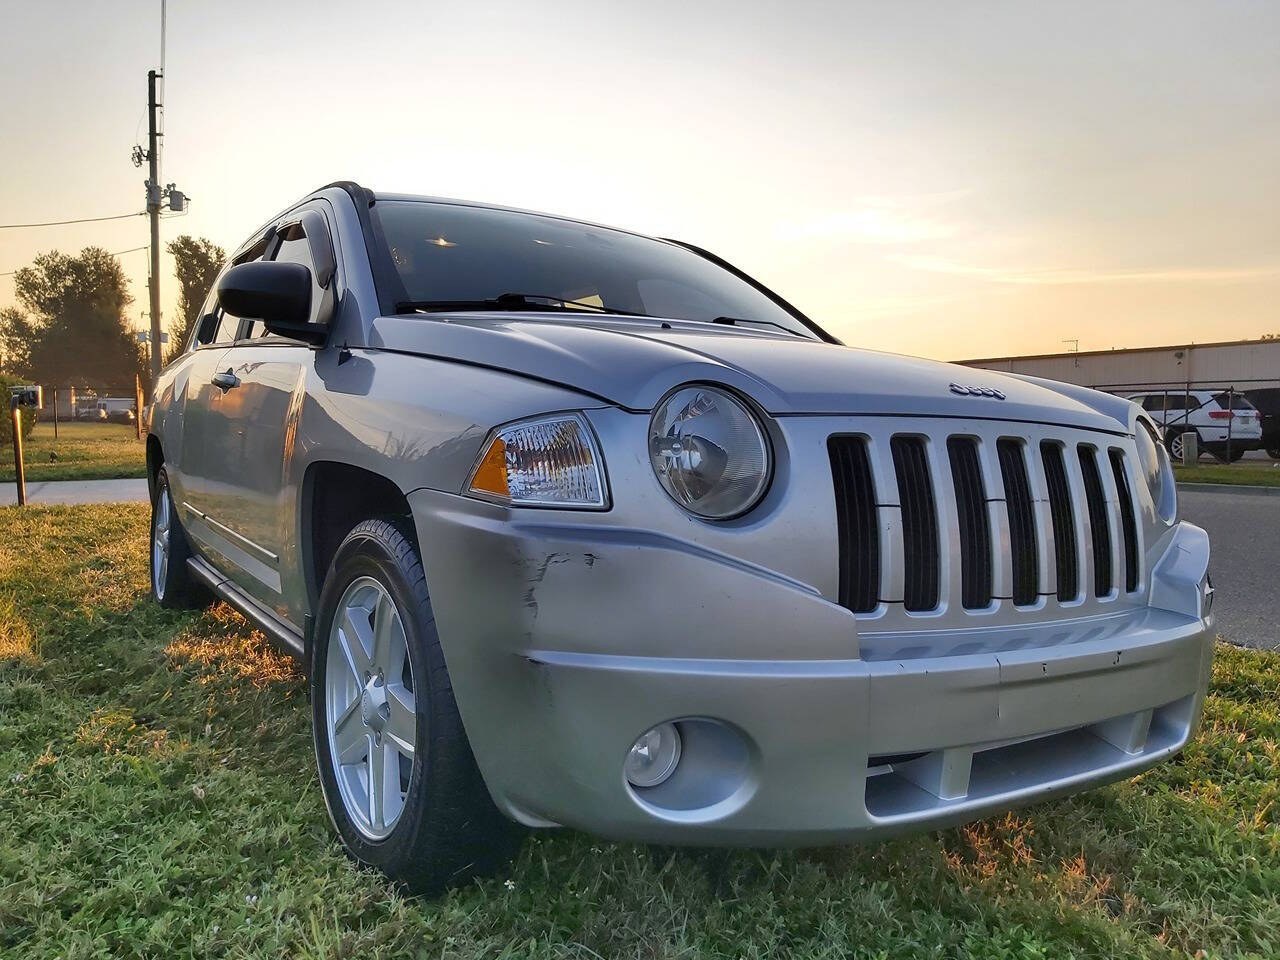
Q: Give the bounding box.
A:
[409,489,1214,845]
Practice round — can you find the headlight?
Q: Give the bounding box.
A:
[648,385,772,519]
[466,413,607,508]
[1136,418,1176,522]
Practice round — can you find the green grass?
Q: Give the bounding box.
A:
[1175,463,1280,488]
[2,505,1278,959]
[0,421,146,482]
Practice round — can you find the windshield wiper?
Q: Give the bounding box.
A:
[711,316,808,338]
[396,293,651,318]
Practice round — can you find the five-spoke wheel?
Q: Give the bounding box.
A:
[325,577,417,839]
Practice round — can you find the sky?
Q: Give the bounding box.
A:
[1,0,1277,362]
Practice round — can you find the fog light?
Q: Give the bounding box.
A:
[624,722,682,788]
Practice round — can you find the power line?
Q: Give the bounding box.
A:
[0,211,145,230]
[0,244,150,277]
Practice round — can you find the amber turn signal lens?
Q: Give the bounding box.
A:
[468,435,509,499]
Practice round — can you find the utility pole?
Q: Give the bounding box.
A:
[146,68,163,381]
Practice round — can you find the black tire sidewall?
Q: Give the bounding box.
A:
[150,467,191,606]
[310,523,434,872]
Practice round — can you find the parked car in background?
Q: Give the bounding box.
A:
[74,396,100,421]
[1126,389,1263,461]
[145,182,1215,895]
[96,397,136,424]
[1242,388,1280,459]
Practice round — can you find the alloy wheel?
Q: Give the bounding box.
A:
[152,492,170,598]
[325,576,417,840]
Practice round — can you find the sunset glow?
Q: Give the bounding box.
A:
[2,0,1276,361]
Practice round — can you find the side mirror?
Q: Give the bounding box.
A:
[217,261,327,345]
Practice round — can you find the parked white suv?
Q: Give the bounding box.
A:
[1127,390,1263,461]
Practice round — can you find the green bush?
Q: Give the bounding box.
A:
[0,374,39,444]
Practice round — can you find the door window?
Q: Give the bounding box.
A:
[237,225,326,339]
[271,229,324,323]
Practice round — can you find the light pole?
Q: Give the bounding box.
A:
[133,0,185,383]
[146,69,163,381]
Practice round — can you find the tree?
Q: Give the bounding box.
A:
[11,247,145,391]
[0,307,34,377]
[166,235,225,361]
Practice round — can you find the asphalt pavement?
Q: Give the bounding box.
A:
[0,478,149,506]
[1179,486,1280,650]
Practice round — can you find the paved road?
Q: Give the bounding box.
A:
[1179,486,1280,651]
[0,478,149,506]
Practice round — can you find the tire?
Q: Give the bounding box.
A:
[1204,443,1246,463]
[1267,448,1280,460]
[310,518,523,895]
[149,466,206,608]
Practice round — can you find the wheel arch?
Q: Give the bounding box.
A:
[300,460,421,619]
[145,434,164,501]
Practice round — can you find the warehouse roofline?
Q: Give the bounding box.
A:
[958,336,1279,366]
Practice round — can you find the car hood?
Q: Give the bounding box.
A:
[369,313,1133,432]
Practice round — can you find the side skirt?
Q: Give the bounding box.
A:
[187,555,306,662]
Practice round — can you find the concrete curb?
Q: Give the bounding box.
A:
[1177,481,1280,498]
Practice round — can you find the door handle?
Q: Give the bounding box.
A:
[211,369,240,391]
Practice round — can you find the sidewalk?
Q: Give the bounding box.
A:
[0,478,149,506]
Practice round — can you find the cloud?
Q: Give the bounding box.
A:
[780,192,970,245]
[888,255,1280,285]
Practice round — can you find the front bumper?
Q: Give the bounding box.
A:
[409,488,1214,845]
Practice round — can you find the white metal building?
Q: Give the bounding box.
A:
[959,337,1280,395]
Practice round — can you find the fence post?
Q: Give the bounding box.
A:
[134,375,144,441]
[52,386,59,440]
[10,398,25,507]
[1226,387,1234,463]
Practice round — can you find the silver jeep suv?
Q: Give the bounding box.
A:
[146,182,1214,894]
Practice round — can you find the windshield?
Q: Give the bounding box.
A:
[371,200,823,339]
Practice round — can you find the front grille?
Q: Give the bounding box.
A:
[829,424,1144,622]
[947,437,992,609]
[997,439,1038,605]
[1077,446,1112,597]
[1109,449,1140,592]
[1041,442,1079,602]
[891,436,940,612]
[828,436,879,613]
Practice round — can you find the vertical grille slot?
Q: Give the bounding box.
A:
[891,436,940,612]
[947,437,992,609]
[1077,446,1112,597]
[997,439,1038,606]
[827,436,879,613]
[1108,449,1139,592]
[1040,442,1078,602]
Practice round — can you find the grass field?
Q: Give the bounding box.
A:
[1175,463,1280,488]
[0,421,146,483]
[1,505,1278,959]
